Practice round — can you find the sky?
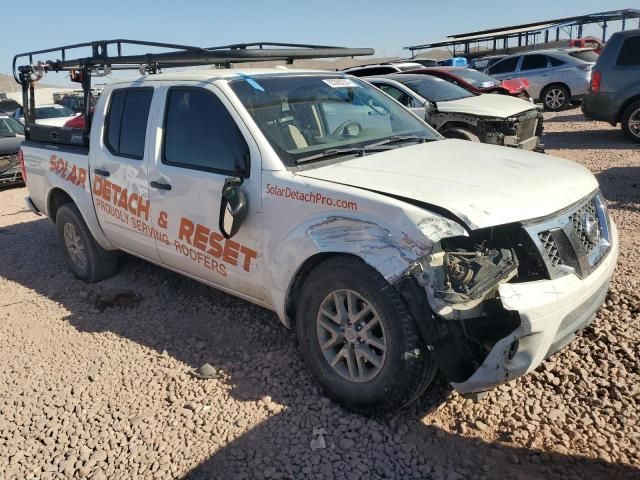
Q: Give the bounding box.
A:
[3,0,635,85]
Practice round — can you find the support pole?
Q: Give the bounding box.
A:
[602,21,608,42]
[81,64,92,145]
[28,82,36,123]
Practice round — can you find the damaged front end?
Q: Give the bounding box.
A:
[479,109,544,152]
[397,223,547,385]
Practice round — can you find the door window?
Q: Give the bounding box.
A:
[105,88,153,159]
[520,55,549,71]
[376,84,413,107]
[163,88,249,176]
[488,57,519,75]
[617,37,640,66]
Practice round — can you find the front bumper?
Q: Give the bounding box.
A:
[451,220,618,394]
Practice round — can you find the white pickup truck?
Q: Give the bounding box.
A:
[20,68,618,414]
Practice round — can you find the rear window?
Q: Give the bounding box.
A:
[549,56,565,67]
[347,66,397,77]
[568,50,599,63]
[521,55,549,71]
[399,76,475,102]
[617,37,640,66]
[105,88,153,159]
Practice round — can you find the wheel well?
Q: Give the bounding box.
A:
[617,94,640,123]
[539,82,571,100]
[285,252,360,327]
[48,188,73,222]
[439,122,478,135]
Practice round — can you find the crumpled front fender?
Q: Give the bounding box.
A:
[268,212,466,326]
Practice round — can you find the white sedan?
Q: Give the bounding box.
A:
[14,104,79,127]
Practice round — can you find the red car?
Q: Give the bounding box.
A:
[63,108,94,129]
[401,67,532,100]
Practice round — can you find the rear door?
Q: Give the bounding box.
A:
[146,83,265,302]
[518,54,552,99]
[91,86,161,261]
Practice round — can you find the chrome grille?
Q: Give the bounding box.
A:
[525,192,611,279]
[538,231,562,267]
[569,199,600,254]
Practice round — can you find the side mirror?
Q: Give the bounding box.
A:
[219,177,248,239]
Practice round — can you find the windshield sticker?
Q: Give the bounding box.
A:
[323,78,359,88]
[238,73,265,92]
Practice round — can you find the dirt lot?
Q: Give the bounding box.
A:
[0,108,638,480]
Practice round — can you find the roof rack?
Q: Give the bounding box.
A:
[13,39,374,134]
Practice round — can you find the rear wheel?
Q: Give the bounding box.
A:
[541,85,570,111]
[296,256,436,414]
[621,100,640,144]
[55,203,120,282]
[440,127,480,142]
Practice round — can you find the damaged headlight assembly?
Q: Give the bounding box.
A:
[411,223,547,321]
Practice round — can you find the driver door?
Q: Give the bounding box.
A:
[146,84,265,302]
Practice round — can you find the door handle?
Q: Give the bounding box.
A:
[93,168,110,177]
[150,180,172,191]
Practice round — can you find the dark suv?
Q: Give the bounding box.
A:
[582,29,640,143]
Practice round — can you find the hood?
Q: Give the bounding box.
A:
[438,93,536,118]
[297,140,598,229]
[499,78,530,94]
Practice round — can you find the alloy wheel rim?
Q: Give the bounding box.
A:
[629,108,640,138]
[545,89,566,109]
[316,289,387,383]
[63,222,88,270]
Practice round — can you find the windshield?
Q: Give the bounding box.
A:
[450,69,499,88]
[397,76,475,102]
[0,117,24,136]
[36,106,75,119]
[229,75,439,167]
[568,50,599,63]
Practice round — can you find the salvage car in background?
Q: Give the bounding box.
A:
[469,54,507,71]
[401,67,532,99]
[485,49,595,111]
[0,115,24,187]
[582,29,640,143]
[13,104,78,126]
[366,73,543,150]
[340,61,425,77]
[0,99,22,115]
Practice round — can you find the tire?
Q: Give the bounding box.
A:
[296,256,436,415]
[541,85,570,111]
[55,203,120,282]
[440,127,480,142]
[621,100,640,144]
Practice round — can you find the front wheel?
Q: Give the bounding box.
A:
[440,127,480,142]
[55,203,120,282]
[621,100,640,144]
[296,256,436,414]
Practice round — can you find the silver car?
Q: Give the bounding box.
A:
[484,49,597,111]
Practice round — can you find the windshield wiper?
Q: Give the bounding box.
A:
[296,146,389,164]
[371,135,433,147]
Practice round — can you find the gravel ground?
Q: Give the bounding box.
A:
[0,107,638,480]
